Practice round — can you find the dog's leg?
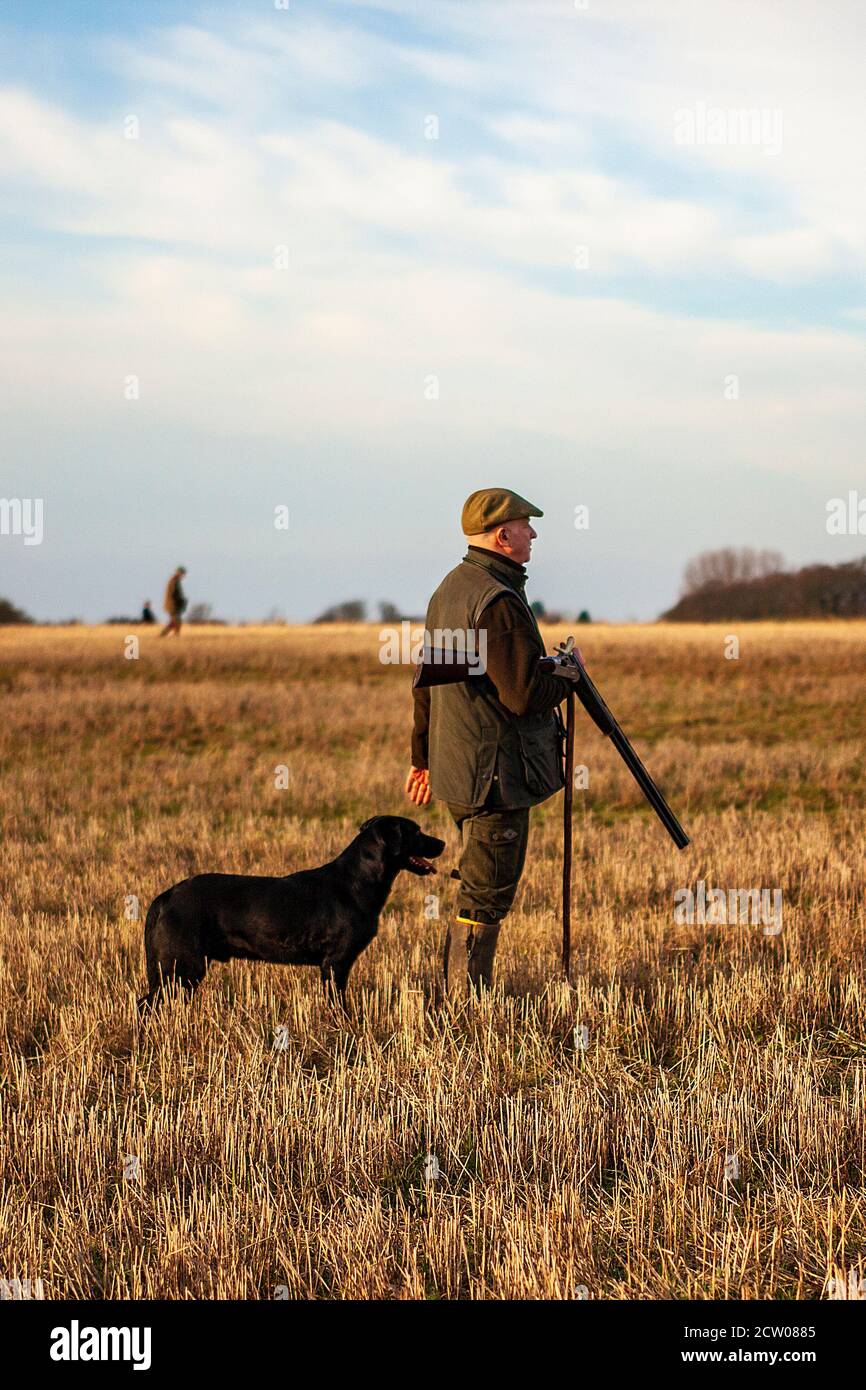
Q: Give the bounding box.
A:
[137,971,199,1014]
[139,894,207,1012]
[320,958,352,1011]
[139,894,168,1013]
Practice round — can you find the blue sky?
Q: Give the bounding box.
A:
[1,0,864,621]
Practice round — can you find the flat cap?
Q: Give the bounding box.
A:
[461,487,543,536]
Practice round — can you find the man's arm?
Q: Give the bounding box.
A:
[411,686,430,769]
[405,686,432,805]
[406,595,568,806]
[481,594,571,716]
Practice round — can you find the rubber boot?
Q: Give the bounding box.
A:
[443,922,473,1001]
[468,923,501,993]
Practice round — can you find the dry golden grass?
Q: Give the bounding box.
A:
[1,620,865,1299]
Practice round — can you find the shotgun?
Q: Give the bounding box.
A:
[413,638,690,851]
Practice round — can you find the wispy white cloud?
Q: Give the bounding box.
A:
[0,0,863,621]
[0,84,822,285]
[1,5,863,449]
[333,0,866,271]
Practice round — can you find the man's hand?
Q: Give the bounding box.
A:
[557,660,585,682]
[405,766,432,806]
[551,642,585,679]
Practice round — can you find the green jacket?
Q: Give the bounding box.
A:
[423,549,566,809]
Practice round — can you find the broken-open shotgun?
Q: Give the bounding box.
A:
[413,637,690,851]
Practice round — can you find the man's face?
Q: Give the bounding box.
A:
[498,517,537,564]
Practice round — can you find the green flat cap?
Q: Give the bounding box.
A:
[461,487,543,536]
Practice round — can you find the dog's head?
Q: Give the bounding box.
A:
[358,816,446,876]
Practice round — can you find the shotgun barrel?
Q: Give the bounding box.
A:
[413,648,690,850]
[567,657,690,850]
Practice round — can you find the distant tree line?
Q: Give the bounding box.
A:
[532,600,592,625]
[314,599,593,624]
[104,601,225,625]
[663,550,866,620]
[314,599,367,623]
[681,547,784,595]
[0,597,33,624]
[314,600,419,623]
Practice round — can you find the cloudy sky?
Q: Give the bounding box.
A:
[1,0,864,621]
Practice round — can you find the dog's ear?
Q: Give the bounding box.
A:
[359,817,404,856]
[358,816,406,857]
[380,819,405,857]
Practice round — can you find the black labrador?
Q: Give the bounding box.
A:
[138,816,445,1011]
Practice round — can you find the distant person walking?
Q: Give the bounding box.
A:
[160,566,188,637]
[141,600,156,624]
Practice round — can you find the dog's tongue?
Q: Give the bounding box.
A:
[410,855,436,873]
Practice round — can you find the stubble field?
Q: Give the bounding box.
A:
[1,621,864,1299]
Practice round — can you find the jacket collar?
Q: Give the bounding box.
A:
[464,545,528,595]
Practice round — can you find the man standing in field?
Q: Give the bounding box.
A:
[406,489,576,999]
[160,566,188,637]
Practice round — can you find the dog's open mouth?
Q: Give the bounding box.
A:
[407,855,437,876]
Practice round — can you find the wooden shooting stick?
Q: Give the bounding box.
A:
[562,687,575,983]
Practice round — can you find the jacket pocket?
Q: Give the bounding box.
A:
[517,722,564,798]
[469,734,498,806]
